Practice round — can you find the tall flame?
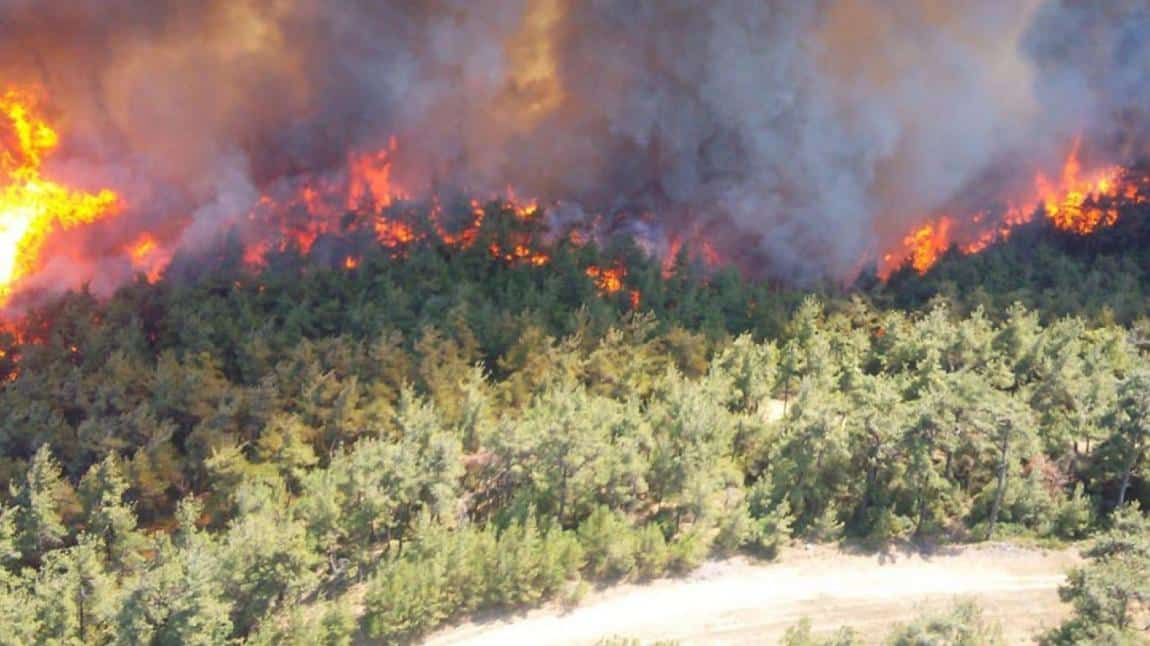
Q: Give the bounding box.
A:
[0,89,120,304]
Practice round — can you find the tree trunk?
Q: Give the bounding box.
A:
[78,585,87,644]
[915,485,928,538]
[1117,447,1139,508]
[855,441,879,527]
[914,430,936,538]
[558,464,569,526]
[987,435,1009,541]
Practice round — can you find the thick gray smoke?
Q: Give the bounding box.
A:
[1,0,1148,285]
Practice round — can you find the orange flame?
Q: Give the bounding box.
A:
[375,219,417,248]
[0,88,120,304]
[347,137,398,213]
[489,241,550,266]
[884,140,1148,277]
[904,218,953,274]
[242,142,407,268]
[0,87,635,314]
[660,233,724,279]
[1035,138,1124,235]
[585,264,625,293]
[126,233,169,283]
[586,263,640,308]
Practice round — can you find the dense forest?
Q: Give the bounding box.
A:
[0,199,1148,644]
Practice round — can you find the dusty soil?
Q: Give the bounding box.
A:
[424,542,1081,645]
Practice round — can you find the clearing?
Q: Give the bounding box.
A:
[424,542,1081,645]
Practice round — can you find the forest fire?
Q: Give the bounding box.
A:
[1,76,1148,313]
[0,80,636,315]
[585,263,640,308]
[882,142,1150,277]
[0,1,1148,305]
[893,219,954,275]
[126,234,169,283]
[0,89,120,305]
[585,264,625,293]
[7,8,1150,642]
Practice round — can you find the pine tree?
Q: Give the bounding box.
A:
[13,445,73,564]
[79,454,144,572]
[31,535,118,644]
[1042,505,1150,644]
[1101,369,1150,508]
[115,531,234,645]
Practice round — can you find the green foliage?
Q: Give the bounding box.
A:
[12,445,74,565]
[219,485,321,636]
[578,506,638,580]
[2,199,1150,642]
[114,521,233,645]
[363,516,582,643]
[884,601,1005,645]
[1043,505,1150,645]
[363,556,446,643]
[781,617,861,646]
[713,499,756,556]
[31,535,119,644]
[1053,484,1095,540]
[666,527,710,574]
[634,523,671,579]
[79,454,144,573]
[746,481,794,558]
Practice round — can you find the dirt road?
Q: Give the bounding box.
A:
[424,543,1080,645]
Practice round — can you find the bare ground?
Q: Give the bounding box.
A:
[423,542,1082,645]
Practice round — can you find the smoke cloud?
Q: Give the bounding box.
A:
[1,0,1148,285]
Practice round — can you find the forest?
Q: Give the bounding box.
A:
[0,199,1148,644]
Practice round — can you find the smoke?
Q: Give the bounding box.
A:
[1024,1,1150,161]
[1,0,1148,285]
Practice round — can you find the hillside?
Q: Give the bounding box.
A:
[0,198,1147,643]
[877,199,1150,323]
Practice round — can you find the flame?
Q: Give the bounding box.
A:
[505,187,541,220]
[585,264,625,293]
[0,321,21,381]
[0,86,644,320]
[242,143,406,267]
[1035,139,1124,235]
[0,88,120,304]
[662,238,682,278]
[431,198,485,248]
[586,263,641,309]
[126,233,169,283]
[347,136,399,213]
[488,241,550,267]
[884,140,1149,277]
[661,234,724,278]
[128,234,155,260]
[374,219,417,249]
[903,218,953,274]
